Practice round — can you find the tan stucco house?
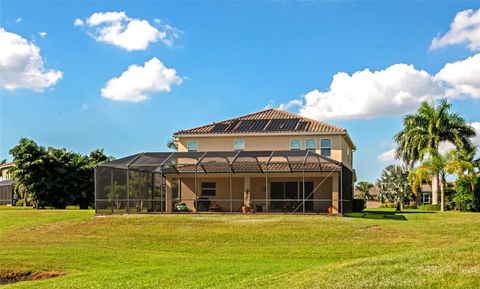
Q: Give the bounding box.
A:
[0,162,16,205]
[95,109,356,214]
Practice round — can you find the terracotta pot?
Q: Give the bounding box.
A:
[242,206,248,214]
[327,207,333,214]
[249,208,255,213]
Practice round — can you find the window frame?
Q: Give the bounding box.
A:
[201,182,216,197]
[305,138,316,151]
[290,139,301,151]
[233,139,245,152]
[186,140,198,152]
[320,138,332,157]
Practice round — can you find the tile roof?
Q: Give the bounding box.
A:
[174,109,346,135]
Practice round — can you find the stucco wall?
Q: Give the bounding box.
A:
[176,134,352,168]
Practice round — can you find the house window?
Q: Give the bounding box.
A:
[320,138,331,157]
[233,139,245,152]
[290,139,301,151]
[187,140,198,152]
[305,138,316,151]
[201,182,216,196]
[421,193,431,204]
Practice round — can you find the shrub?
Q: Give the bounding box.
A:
[453,176,480,212]
[352,199,365,212]
[419,204,440,211]
[381,202,397,208]
[15,199,24,207]
[404,201,418,209]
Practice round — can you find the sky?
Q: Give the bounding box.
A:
[1,1,479,182]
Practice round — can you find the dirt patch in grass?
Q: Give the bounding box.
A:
[0,269,64,284]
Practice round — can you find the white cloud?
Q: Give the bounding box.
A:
[378,149,396,162]
[435,53,480,98]
[76,11,180,50]
[292,64,444,120]
[0,28,62,92]
[15,18,22,23]
[430,8,480,51]
[438,141,456,154]
[38,32,47,38]
[279,99,303,111]
[101,57,182,102]
[74,18,84,26]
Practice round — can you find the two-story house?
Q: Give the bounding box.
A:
[95,109,356,214]
[0,162,16,205]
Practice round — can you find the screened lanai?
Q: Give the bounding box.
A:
[95,150,353,214]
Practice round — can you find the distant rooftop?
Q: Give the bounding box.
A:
[174,109,346,136]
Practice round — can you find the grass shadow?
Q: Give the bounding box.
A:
[344,211,407,221]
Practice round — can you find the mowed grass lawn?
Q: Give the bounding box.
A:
[1,208,479,289]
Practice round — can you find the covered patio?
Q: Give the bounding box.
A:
[95,150,353,214]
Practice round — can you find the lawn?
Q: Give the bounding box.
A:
[0,207,479,289]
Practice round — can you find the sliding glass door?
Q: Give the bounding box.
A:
[270,181,313,212]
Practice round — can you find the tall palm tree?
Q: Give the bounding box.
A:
[395,99,476,205]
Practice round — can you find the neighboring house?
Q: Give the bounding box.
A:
[354,186,382,208]
[95,109,356,214]
[0,162,16,205]
[419,184,432,204]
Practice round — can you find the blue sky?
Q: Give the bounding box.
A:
[1,2,479,182]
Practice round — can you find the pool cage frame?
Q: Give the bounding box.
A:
[95,150,353,214]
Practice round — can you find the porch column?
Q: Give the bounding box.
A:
[331,173,339,214]
[244,176,250,210]
[165,178,172,213]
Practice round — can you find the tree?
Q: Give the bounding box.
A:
[394,99,476,205]
[377,165,412,211]
[409,148,475,212]
[355,181,374,202]
[166,138,178,151]
[9,138,112,209]
[409,151,449,211]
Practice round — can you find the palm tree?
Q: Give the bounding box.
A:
[355,181,374,202]
[395,99,476,205]
[409,148,475,212]
[409,151,449,211]
[445,148,477,191]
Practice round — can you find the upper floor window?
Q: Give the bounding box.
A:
[290,139,301,151]
[5,170,11,180]
[305,138,316,151]
[187,140,198,152]
[233,139,245,152]
[320,138,331,157]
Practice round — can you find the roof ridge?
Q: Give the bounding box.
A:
[174,108,345,135]
[270,108,345,131]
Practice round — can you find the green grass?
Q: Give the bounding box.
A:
[1,207,479,288]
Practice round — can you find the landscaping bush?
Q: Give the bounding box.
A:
[419,204,440,211]
[352,199,365,212]
[15,199,23,207]
[381,202,397,208]
[452,176,480,212]
[404,201,418,209]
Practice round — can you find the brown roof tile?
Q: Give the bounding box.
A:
[174,109,345,135]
